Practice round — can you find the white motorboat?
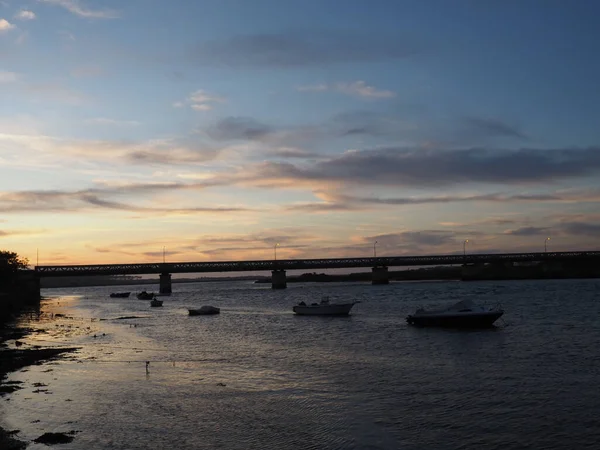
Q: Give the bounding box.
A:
[188,305,220,316]
[406,299,503,328]
[293,297,359,316]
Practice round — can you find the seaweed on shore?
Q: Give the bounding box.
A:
[0,320,80,450]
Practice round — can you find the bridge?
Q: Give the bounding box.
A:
[34,250,600,292]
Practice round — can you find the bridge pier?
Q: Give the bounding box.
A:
[159,272,172,294]
[372,266,389,285]
[271,269,287,289]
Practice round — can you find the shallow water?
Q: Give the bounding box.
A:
[2,279,600,449]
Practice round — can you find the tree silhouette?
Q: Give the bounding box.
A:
[0,250,29,273]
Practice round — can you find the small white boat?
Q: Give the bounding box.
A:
[406,299,503,328]
[188,305,220,316]
[293,297,359,316]
[150,299,163,307]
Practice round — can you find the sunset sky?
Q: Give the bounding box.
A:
[1,0,600,266]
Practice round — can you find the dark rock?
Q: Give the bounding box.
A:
[33,432,75,445]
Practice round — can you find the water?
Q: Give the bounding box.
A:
[2,279,600,449]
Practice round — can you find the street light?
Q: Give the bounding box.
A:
[274,243,279,261]
[545,237,550,253]
[373,240,378,258]
[463,239,469,257]
[163,246,166,264]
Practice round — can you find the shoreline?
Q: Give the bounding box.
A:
[0,301,80,449]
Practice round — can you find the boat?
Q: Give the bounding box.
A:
[292,297,359,316]
[188,306,220,316]
[406,299,503,328]
[150,299,163,307]
[136,291,155,300]
[109,292,131,298]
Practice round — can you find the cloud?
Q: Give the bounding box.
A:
[0,70,18,82]
[296,80,395,99]
[462,117,527,140]
[23,83,89,105]
[15,10,36,20]
[0,18,14,32]
[191,29,418,68]
[296,84,328,92]
[0,132,224,167]
[202,113,400,148]
[559,221,600,238]
[206,117,274,141]
[0,228,44,237]
[0,188,254,215]
[244,147,600,189]
[504,226,549,236]
[85,117,141,127]
[39,0,119,19]
[174,89,225,111]
[336,81,395,99]
[58,30,75,41]
[70,65,104,77]
[284,189,600,213]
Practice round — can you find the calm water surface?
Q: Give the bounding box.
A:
[2,279,600,449]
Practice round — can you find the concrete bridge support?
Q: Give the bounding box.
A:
[159,272,172,294]
[372,266,389,285]
[271,269,287,289]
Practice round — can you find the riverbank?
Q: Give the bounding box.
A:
[0,299,79,449]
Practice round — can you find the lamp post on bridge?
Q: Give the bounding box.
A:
[545,237,550,253]
[274,243,279,261]
[163,246,166,264]
[463,239,469,257]
[373,241,378,258]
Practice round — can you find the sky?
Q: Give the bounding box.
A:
[1,0,600,266]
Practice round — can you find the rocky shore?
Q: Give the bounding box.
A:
[0,303,79,448]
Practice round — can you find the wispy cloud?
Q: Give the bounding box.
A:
[297,80,395,99]
[284,189,600,213]
[0,70,18,82]
[192,29,419,68]
[70,65,104,77]
[15,10,36,20]
[296,84,329,92]
[85,117,141,127]
[461,117,527,141]
[39,0,119,19]
[174,89,225,111]
[23,82,89,105]
[0,18,15,32]
[0,188,254,215]
[336,81,395,98]
[58,29,75,41]
[0,132,224,167]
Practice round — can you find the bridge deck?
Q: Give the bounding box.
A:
[34,251,600,277]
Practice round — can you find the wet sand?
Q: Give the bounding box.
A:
[0,301,80,449]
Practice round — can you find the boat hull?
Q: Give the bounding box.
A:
[406,311,503,328]
[150,300,163,307]
[293,303,356,316]
[110,292,130,298]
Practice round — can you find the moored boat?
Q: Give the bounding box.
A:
[406,299,503,328]
[150,299,163,307]
[110,292,131,298]
[292,297,359,316]
[188,305,220,316]
[136,291,155,300]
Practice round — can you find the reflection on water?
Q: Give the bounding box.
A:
[2,279,600,449]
